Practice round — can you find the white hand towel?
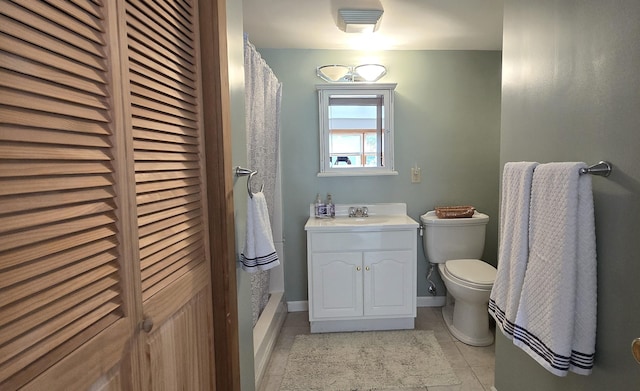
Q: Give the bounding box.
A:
[512,162,597,376]
[489,162,538,339]
[240,192,280,272]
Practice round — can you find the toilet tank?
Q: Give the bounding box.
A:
[420,211,489,263]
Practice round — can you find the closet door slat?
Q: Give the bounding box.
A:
[0,15,106,71]
[131,94,198,121]
[131,83,198,115]
[0,108,110,134]
[127,27,195,77]
[129,60,196,99]
[0,271,118,328]
[0,304,120,383]
[0,188,114,213]
[0,88,109,122]
[0,69,109,110]
[0,240,117,290]
[66,0,103,20]
[0,175,113,197]
[126,3,195,63]
[0,55,107,97]
[138,196,201,226]
[135,184,200,207]
[141,0,194,37]
[0,39,107,84]
[132,117,198,137]
[0,126,111,147]
[15,0,104,32]
[133,128,198,145]
[1,2,104,57]
[0,288,120,358]
[10,0,104,45]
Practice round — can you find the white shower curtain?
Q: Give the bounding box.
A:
[244,36,282,326]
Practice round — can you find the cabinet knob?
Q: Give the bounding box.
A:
[633,338,640,364]
[141,318,154,333]
[356,266,361,271]
[365,266,370,271]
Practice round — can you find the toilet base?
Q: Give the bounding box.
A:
[442,304,494,347]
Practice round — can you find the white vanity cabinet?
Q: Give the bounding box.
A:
[311,249,414,319]
[305,206,418,333]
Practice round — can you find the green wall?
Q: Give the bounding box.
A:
[497,0,640,389]
[256,49,502,302]
[225,1,255,390]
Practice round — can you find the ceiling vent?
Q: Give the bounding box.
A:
[337,9,384,33]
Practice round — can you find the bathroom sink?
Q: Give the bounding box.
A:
[331,216,391,225]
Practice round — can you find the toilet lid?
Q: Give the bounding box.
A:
[445,259,497,285]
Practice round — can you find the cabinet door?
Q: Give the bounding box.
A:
[311,252,363,319]
[364,250,414,317]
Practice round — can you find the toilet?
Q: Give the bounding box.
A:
[420,210,497,346]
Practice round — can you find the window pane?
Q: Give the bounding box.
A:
[364,155,378,167]
[364,133,378,152]
[330,155,361,167]
[329,105,379,130]
[330,133,361,154]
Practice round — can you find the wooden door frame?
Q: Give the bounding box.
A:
[199,0,241,390]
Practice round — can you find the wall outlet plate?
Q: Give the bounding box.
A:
[411,167,421,183]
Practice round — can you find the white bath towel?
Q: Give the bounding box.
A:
[240,192,280,272]
[489,162,538,339]
[512,162,597,376]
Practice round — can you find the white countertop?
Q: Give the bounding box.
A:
[305,214,419,232]
[304,203,419,232]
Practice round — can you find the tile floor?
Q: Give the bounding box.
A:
[258,307,496,391]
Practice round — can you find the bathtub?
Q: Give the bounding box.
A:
[253,290,287,388]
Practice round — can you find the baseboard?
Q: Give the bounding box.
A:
[286,296,445,313]
[286,300,309,312]
[311,317,414,333]
[416,295,446,307]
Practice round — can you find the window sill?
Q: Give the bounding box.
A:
[317,170,399,177]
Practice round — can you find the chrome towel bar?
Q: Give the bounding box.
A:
[579,161,612,177]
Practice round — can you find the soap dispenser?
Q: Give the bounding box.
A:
[326,193,335,218]
[314,193,325,218]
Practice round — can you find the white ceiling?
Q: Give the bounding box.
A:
[242,0,504,50]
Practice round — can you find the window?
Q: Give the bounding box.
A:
[317,84,397,176]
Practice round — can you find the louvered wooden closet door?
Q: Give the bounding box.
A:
[120,0,213,388]
[0,1,136,390]
[1,0,218,389]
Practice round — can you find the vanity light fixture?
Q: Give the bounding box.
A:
[354,64,387,82]
[317,64,387,83]
[337,9,384,33]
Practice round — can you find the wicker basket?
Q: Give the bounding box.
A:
[435,206,475,219]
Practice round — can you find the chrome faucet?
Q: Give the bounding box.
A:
[348,206,369,217]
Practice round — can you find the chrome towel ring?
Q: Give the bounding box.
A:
[235,166,264,198]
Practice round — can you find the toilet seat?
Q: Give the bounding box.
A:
[442,259,496,289]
